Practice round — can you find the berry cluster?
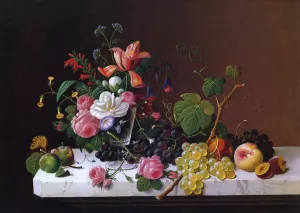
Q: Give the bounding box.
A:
[231,129,274,162]
[95,141,124,162]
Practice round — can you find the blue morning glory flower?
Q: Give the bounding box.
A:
[99,116,115,131]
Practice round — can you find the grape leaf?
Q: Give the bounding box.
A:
[150,179,163,190]
[26,152,44,176]
[180,93,201,104]
[173,101,191,122]
[216,122,228,136]
[179,105,212,135]
[226,65,242,79]
[198,100,215,115]
[55,166,70,177]
[202,77,226,97]
[136,177,150,192]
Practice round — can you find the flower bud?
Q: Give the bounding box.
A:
[102,80,109,88]
[109,76,122,93]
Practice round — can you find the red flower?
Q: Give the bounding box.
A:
[164,85,173,93]
[80,74,90,80]
[64,53,84,71]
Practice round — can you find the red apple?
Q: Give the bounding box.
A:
[234,143,263,172]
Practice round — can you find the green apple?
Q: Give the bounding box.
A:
[51,144,74,166]
[39,153,60,173]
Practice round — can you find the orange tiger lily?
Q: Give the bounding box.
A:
[97,41,151,88]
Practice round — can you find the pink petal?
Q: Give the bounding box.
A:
[103,179,112,187]
[98,65,119,78]
[132,51,151,59]
[110,48,126,71]
[92,177,105,187]
[125,41,140,59]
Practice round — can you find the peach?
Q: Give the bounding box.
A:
[207,137,233,160]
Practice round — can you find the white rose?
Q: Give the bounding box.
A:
[90,91,129,119]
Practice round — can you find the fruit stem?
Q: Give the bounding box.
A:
[235,120,247,137]
[156,83,245,200]
[69,165,83,169]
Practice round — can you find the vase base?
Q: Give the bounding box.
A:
[105,160,137,170]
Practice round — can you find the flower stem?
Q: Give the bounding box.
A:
[109,157,126,178]
[102,32,115,65]
[107,131,138,161]
[135,118,150,141]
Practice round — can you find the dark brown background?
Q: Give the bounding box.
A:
[1,0,300,212]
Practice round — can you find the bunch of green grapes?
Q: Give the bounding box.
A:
[175,142,236,196]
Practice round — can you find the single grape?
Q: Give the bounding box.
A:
[226,171,236,179]
[147,150,154,157]
[214,162,224,171]
[182,142,190,151]
[182,151,191,158]
[200,170,210,179]
[193,188,202,195]
[190,143,198,151]
[157,141,167,150]
[195,172,203,180]
[216,171,226,180]
[184,188,192,195]
[209,167,217,176]
[188,173,198,182]
[154,148,163,156]
[227,162,235,171]
[198,143,208,150]
[199,157,208,165]
[196,180,204,189]
[95,151,101,159]
[189,159,200,169]
[177,166,184,171]
[188,168,194,174]
[221,156,231,163]
[175,157,184,166]
[182,169,189,176]
[199,149,207,156]
[179,179,188,189]
[188,181,197,190]
[223,165,229,172]
[199,164,207,171]
[192,150,201,160]
[208,158,217,166]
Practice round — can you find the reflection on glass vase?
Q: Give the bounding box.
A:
[105,107,137,170]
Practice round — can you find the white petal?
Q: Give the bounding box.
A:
[99,91,112,102]
[113,102,129,117]
[111,93,115,108]
[98,112,114,119]
[114,97,123,107]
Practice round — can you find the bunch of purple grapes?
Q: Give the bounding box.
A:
[95,141,124,162]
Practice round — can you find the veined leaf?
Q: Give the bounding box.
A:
[202,77,226,97]
[56,80,77,102]
[173,101,191,122]
[150,179,163,190]
[92,86,105,99]
[76,136,88,152]
[226,65,242,79]
[137,177,150,192]
[216,122,228,136]
[198,100,214,115]
[65,105,77,114]
[85,135,102,152]
[73,82,90,96]
[180,93,201,104]
[26,152,44,176]
[66,126,76,138]
[55,166,70,177]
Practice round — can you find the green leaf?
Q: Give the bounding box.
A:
[124,174,133,183]
[150,179,163,190]
[136,177,151,192]
[26,152,44,176]
[226,65,242,79]
[65,105,77,114]
[135,173,143,179]
[76,136,88,152]
[85,135,102,151]
[92,86,105,99]
[202,77,226,97]
[180,93,201,104]
[179,105,212,135]
[73,82,90,96]
[198,100,215,115]
[66,126,76,138]
[173,101,191,122]
[216,122,228,137]
[56,80,77,102]
[67,113,75,121]
[55,166,70,177]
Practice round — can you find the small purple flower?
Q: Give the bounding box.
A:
[112,23,123,33]
[147,84,155,99]
[93,48,101,60]
[99,116,115,131]
[94,25,106,37]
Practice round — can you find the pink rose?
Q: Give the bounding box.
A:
[103,179,112,187]
[89,166,106,187]
[121,91,136,107]
[77,94,94,111]
[71,109,99,138]
[151,112,161,121]
[167,171,178,179]
[137,155,164,180]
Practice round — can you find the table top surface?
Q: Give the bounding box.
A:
[33,146,300,197]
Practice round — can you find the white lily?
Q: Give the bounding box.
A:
[90,91,129,119]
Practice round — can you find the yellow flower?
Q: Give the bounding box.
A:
[56,108,64,119]
[48,76,54,81]
[37,96,44,108]
[72,91,78,99]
